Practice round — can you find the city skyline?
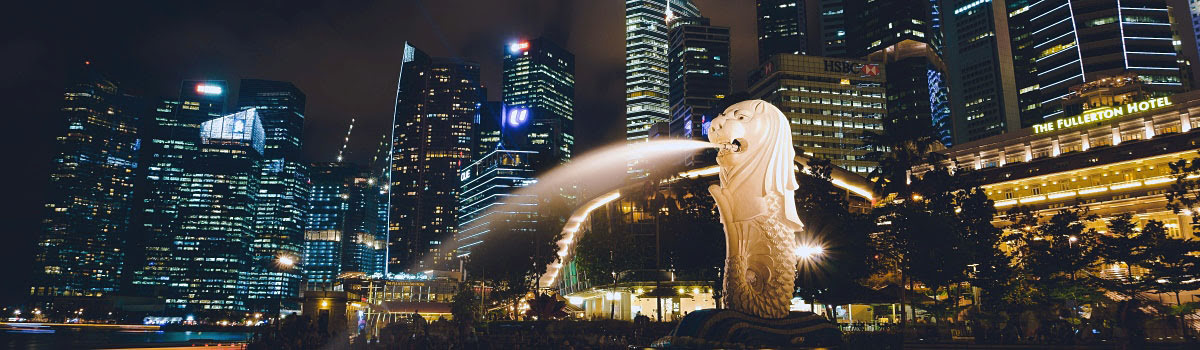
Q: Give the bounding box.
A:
[0,0,761,305]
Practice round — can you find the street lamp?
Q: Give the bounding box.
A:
[794,244,825,261]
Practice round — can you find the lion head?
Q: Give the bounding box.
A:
[708,100,803,230]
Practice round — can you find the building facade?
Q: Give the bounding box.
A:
[625,0,701,143]
[237,79,308,309]
[454,149,540,257]
[668,16,731,141]
[503,38,575,166]
[937,91,1200,249]
[1004,0,1044,130]
[31,68,142,301]
[853,0,952,146]
[748,54,887,175]
[943,0,1022,144]
[389,43,481,273]
[305,163,388,288]
[144,109,266,313]
[756,0,809,61]
[1022,0,1186,121]
[132,80,229,308]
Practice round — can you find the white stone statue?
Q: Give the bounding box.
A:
[707,100,802,319]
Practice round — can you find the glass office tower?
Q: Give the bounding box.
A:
[943,0,1022,144]
[756,0,809,60]
[1023,0,1185,121]
[133,80,228,309]
[31,67,142,301]
[236,79,308,309]
[503,37,576,166]
[668,16,731,141]
[388,43,481,273]
[625,0,701,143]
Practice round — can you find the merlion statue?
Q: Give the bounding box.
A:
[707,100,802,319]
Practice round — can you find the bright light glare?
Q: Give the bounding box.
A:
[196,84,223,95]
[278,255,295,267]
[794,244,825,259]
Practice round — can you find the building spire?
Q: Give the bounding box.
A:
[337,118,355,162]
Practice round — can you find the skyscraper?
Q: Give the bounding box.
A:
[668,16,731,140]
[473,101,505,161]
[303,163,355,286]
[942,0,1021,144]
[756,0,809,61]
[816,0,850,57]
[625,0,701,144]
[304,163,387,287]
[503,38,575,166]
[1018,0,1185,121]
[31,66,142,301]
[236,79,308,309]
[1005,0,1043,130]
[133,80,229,305]
[856,0,952,146]
[455,148,540,257]
[136,107,266,313]
[748,54,887,175]
[389,43,481,273]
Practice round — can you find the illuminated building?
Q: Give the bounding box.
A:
[942,0,1021,144]
[815,0,850,57]
[1017,0,1185,122]
[625,0,701,143]
[748,54,887,175]
[473,101,504,162]
[503,38,575,166]
[668,16,731,141]
[132,80,228,303]
[855,0,952,147]
[388,43,481,272]
[1004,0,1043,131]
[935,92,1200,255]
[304,163,388,288]
[454,148,540,257]
[756,0,811,60]
[237,79,308,309]
[140,108,266,312]
[31,66,142,300]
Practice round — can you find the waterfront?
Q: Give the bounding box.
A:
[0,327,250,350]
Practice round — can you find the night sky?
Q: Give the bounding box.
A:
[0,0,758,305]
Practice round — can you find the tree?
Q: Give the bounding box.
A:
[1145,235,1200,339]
[450,282,480,329]
[1095,215,1166,338]
[466,194,569,319]
[792,159,876,315]
[1008,207,1103,338]
[860,117,946,196]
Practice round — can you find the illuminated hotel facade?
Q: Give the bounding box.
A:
[938,91,1200,243]
[748,54,887,175]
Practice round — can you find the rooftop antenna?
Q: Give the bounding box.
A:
[337,118,355,162]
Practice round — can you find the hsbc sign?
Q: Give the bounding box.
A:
[824,60,880,77]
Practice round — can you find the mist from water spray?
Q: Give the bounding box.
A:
[406,139,721,274]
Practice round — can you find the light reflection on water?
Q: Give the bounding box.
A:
[0,329,251,350]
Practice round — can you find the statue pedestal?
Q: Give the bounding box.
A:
[650,309,842,349]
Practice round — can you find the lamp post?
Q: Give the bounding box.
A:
[274,254,296,331]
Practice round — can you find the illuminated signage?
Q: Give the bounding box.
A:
[508,41,530,54]
[505,107,529,127]
[195,84,223,95]
[824,60,879,77]
[1032,96,1173,134]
